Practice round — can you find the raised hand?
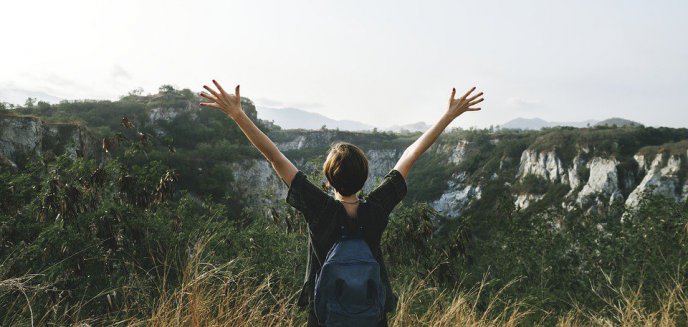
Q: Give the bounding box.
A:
[198,80,299,186]
[199,80,243,119]
[447,86,483,119]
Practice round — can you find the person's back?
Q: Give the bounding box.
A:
[198,79,483,326]
[286,143,407,326]
[313,206,386,325]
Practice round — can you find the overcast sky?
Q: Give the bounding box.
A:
[1,0,686,128]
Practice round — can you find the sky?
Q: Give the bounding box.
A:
[1,0,687,128]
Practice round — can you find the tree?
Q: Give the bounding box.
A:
[180,88,196,100]
[159,85,177,94]
[24,97,36,108]
[37,101,51,109]
[128,87,144,96]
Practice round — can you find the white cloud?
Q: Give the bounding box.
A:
[506,97,543,110]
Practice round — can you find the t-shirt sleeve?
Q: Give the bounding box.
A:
[286,170,332,224]
[366,169,408,216]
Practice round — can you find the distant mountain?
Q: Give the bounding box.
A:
[500,118,551,130]
[0,88,62,105]
[595,117,643,127]
[500,117,600,130]
[257,107,374,131]
[386,121,431,133]
[257,106,433,132]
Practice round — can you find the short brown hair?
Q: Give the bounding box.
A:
[323,142,368,196]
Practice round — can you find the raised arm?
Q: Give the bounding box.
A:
[200,80,298,187]
[393,86,484,179]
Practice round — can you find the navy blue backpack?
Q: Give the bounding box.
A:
[314,221,386,326]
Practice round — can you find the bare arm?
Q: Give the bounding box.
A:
[200,80,298,187]
[393,86,484,179]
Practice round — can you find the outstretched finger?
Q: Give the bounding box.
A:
[466,107,482,111]
[460,86,476,100]
[450,87,456,100]
[203,85,221,99]
[212,80,228,96]
[199,92,219,102]
[469,98,484,106]
[199,102,222,109]
[467,92,483,102]
[235,84,241,99]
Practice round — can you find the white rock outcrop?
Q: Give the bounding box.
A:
[444,140,470,165]
[430,172,481,218]
[576,157,622,209]
[625,152,686,207]
[148,107,182,122]
[277,135,308,151]
[517,149,567,184]
[565,154,587,195]
[514,193,545,210]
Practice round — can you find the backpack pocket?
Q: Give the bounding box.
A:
[325,302,382,327]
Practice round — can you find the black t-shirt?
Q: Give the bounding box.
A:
[285,168,407,312]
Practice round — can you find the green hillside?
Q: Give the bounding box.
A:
[1,86,687,325]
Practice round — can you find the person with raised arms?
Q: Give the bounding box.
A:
[200,80,483,326]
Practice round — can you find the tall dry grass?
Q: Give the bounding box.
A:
[389,277,532,327]
[3,240,687,326]
[555,281,688,327]
[130,243,687,327]
[136,261,532,326]
[128,238,303,327]
[136,262,687,326]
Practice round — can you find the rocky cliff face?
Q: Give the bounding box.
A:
[438,140,470,165]
[0,114,98,169]
[430,172,481,217]
[575,157,625,211]
[626,151,688,206]
[230,130,688,219]
[229,159,288,209]
[513,144,687,214]
[2,108,686,221]
[517,149,567,184]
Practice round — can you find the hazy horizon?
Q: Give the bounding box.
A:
[2,0,687,128]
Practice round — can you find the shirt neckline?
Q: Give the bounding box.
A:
[334,199,365,220]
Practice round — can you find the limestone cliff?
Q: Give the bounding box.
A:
[231,131,688,219]
[626,149,688,207]
[3,102,687,221]
[0,114,98,169]
[512,141,687,213]
[517,149,567,184]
